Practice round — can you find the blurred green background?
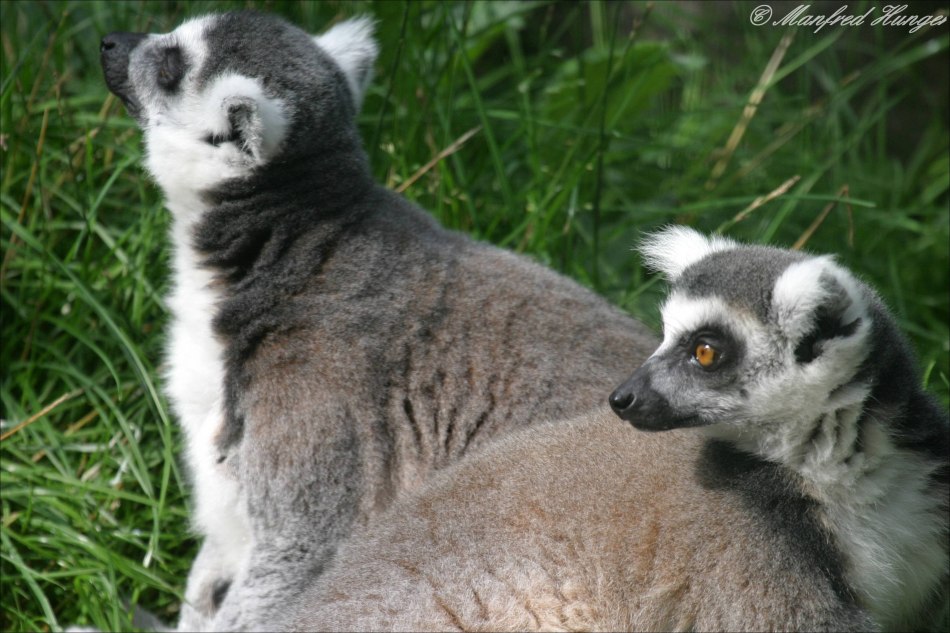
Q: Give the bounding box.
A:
[2,1,948,630]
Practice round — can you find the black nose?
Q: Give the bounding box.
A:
[100,31,147,56]
[608,389,636,415]
[100,31,147,116]
[608,363,657,423]
[608,365,702,432]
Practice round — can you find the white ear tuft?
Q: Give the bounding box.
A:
[313,16,378,111]
[638,226,737,280]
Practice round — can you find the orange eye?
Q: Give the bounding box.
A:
[694,343,718,368]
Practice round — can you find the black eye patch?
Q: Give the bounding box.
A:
[679,324,743,374]
[158,46,184,91]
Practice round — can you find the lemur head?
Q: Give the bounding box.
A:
[610,226,876,448]
[100,11,377,207]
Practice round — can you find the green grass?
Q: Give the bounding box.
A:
[2,1,948,630]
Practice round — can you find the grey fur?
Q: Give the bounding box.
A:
[99,11,656,631]
[284,410,876,632]
[676,245,807,321]
[287,229,948,632]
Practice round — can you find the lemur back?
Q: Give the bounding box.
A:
[286,410,879,632]
[99,11,657,631]
[288,228,948,632]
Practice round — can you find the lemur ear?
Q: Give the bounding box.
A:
[772,257,868,364]
[313,16,378,111]
[638,226,738,280]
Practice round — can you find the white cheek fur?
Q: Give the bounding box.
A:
[143,73,288,213]
[771,256,868,343]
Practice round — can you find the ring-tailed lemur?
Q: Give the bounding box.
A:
[286,227,947,632]
[610,225,949,629]
[98,11,657,631]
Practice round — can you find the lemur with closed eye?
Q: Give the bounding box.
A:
[97,10,657,631]
[286,227,948,632]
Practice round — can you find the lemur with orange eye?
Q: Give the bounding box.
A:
[286,227,948,632]
[610,226,949,629]
[610,227,950,627]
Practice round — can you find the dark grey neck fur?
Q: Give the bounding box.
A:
[859,294,949,476]
[697,439,860,610]
[194,138,376,451]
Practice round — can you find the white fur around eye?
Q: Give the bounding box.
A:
[656,292,762,356]
[170,15,212,69]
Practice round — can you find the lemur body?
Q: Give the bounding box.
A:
[98,12,657,631]
[287,228,949,632]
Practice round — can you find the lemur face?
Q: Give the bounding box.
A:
[100,11,376,205]
[610,227,873,434]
